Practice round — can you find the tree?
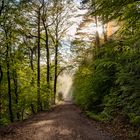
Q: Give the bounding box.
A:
[48,0,73,104]
[41,0,51,85]
[1,1,16,122]
[36,4,42,111]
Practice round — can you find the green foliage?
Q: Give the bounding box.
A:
[0,0,70,124]
[73,3,140,138]
[0,118,10,126]
[73,62,95,110]
[0,0,57,124]
[73,43,140,128]
[128,113,140,127]
[86,111,108,122]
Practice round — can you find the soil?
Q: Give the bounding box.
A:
[0,102,122,140]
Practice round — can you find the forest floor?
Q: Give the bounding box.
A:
[0,102,129,140]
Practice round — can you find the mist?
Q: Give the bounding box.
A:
[57,72,73,102]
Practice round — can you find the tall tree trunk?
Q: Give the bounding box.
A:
[6,42,14,122]
[92,1,100,48]
[13,69,20,120]
[45,28,50,85]
[102,16,108,42]
[42,21,50,85]
[94,15,100,48]
[30,49,34,72]
[42,0,50,106]
[44,26,50,107]
[42,2,50,86]
[29,48,36,114]
[37,8,42,111]
[54,40,58,104]
[102,23,108,42]
[30,48,34,84]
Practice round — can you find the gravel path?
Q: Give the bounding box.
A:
[0,102,114,140]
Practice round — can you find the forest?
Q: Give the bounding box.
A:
[0,0,73,123]
[0,0,140,139]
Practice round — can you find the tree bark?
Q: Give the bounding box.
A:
[102,23,108,42]
[102,16,108,42]
[42,0,51,106]
[30,48,34,72]
[42,21,50,85]
[29,48,36,114]
[42,0,50,87]
[45,28,50,85]
[30,48,35,84]
[92,1,100,48]
[13,69,20,120]
[30,103,35,114]
[43,24,50,107]
[54,40,58,104]
[37,8,42,111]
[6,41,14,122]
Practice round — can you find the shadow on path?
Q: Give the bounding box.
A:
[0,102,114,140]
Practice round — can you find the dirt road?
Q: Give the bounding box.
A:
[0,102,114,140]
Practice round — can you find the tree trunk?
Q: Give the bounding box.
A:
[41,6,50,107]
[30,103,35,114]
[54,40,58,104]
[95,15,100,48]
[102,16,108,42]
[30,48,34,84]
[29,48,36,114]
[30,49,34,72]
[102,23,108,42]
[44,27,50,107]
[37,8,42,111]
[42,24,50,85]
[92,1,100,48]
[13,69,20,120]
[45,28,50,85]
[42,0,50,85]
[6,43,14,122]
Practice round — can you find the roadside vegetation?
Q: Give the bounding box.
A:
[73,0,140,139]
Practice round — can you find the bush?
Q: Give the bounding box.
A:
[73,42,140,128]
